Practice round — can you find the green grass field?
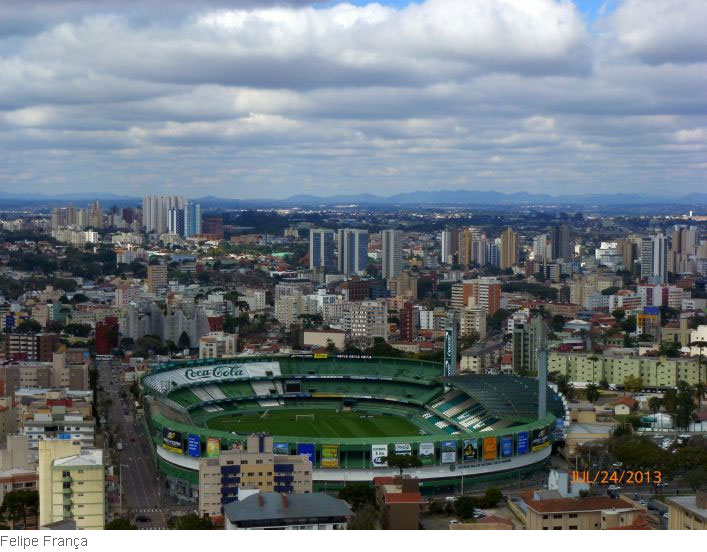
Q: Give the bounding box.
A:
[205,408,422,438]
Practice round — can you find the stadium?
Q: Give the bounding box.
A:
[141,355,565,497]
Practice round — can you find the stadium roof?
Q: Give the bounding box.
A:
[444,375,564,420]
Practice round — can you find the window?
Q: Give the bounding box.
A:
[553,526,561,530]
[553,514,562,519]
[569,525,578,530]
[569,513,578,518]
[542,515,548,520]
[226,461,234,466]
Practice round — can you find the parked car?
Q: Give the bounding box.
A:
[135,516,152,523]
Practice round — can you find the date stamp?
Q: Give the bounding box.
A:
[570,470,665,485]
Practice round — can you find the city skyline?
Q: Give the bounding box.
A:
[0,0,705,198]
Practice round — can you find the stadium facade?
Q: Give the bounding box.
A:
[141,355,566,499]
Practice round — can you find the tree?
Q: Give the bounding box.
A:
[384,454,423,475]
[682,468,707,492]
[555,373,575,400]
[484,487,503,507]
[623,375,643,394]
[601,286,621,296]
[338,483,376,512]
[64,323,92,338]
[174,513,214,530]
[611,309,626,322]
[673,381,697,430]
[599,377,610,390]
[0,490,38,529]
[105,518,137,530]
[15,319,42,334]
[586,383,601,404]
[347,504,379,530]
[70,293,89,304]
[177,331,191,350]
[695,382,706,409]
[454,496,477,520]
[648,397,662,414]
[550,314,566,333]
[658,341,681,358]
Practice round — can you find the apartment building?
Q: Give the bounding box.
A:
[38,440,105,530]
[343,300,388,341]
[199,332,238,359]
[666,491,707,530]
[198,435,312,518]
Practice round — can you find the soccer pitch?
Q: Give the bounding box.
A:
[205,408,422,438]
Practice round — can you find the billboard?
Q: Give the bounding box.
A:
[321,444,340,468]
[501,435,514,458]
[462,438,479,462]
[187,434,201,458]
[418,442,435,465]
[297,443,315,465]
[206,437,220,458]
[517,431,529,455]
[57,433,72,440]
[394,443,412,456]
[372,444,389,467]
[313,353,328,359]
[531,426,550,452]
[273,442,289,455]
[441,440,456,464]
[162,428,183,454]
[443,321,457,377]
[482,436,497,460]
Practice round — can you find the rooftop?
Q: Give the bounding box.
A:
[224,492,353,525]
[666,495,707,523]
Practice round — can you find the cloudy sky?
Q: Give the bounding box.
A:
[0,0,705,199]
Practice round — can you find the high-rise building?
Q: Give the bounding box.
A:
[147,264,168,294]
[337,229,368,276]
[202,214,223,238]
[440,229,459,265]
[168,207,185,236]
[512,318,547,375]
[551,223,572,262]
[143,196,185,234]
[641,234,669,284]
[184,202,202,237]
[343,300,388,340]
[500,227,519,270]
[398,301,416,341]
[309,229,336,272]
[533,234,549,262]
[382,229,403,279]
[38,440,105,530]
[88,200,103,229]
[668,225,697,274]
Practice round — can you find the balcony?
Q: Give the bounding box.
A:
[62,476,72,483]
[62,497,72,506]
[62,487,72,495]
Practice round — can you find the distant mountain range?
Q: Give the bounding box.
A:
[1,188,706,207]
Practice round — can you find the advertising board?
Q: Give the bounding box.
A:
[531,426,550,452]
[321,444,340,468]
[419,442,435,464]
[482,436,497,460]
[273,442,289,455]
[187,434,201,458]
[462,438,479,462]
[441,440,457,464]
[372,444,389,467]
[501,435,513,458]
[206,437,220,458]
[162,428,183,454]
[394,443,412,456]
[517,431,529,455]
[297,443,315,465]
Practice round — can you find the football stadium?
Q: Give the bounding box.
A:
[141,355,566,497]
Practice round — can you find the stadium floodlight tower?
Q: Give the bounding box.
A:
[538,346,548,420]
[443,312,458,380]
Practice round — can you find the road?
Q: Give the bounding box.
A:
[98,360,168,530]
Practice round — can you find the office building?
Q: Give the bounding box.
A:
[641,234,669,284]
[309,229,336,272]
[440,229,459,265]
[168,207,185,236]
[38,441,104,530]
[143,196,185,235]
[147,264,168,294]
[202,214,224,238]
[500,227,519,269]
[2,333,60,362]
[382,229,403,279]
[552,223,572,262]
[337,229,368,276]
[198,434,313,518]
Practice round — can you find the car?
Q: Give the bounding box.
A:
[449,520,460,525]
[473,513,486,520]
[656,482,668,488]
[662,513,669,519]
[612,462,623,468]
[445,496,456,503]
[135,515,152,523]
[130,437,136,442]
[608,485,621,491]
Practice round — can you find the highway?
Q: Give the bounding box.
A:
[98,360,168,530]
